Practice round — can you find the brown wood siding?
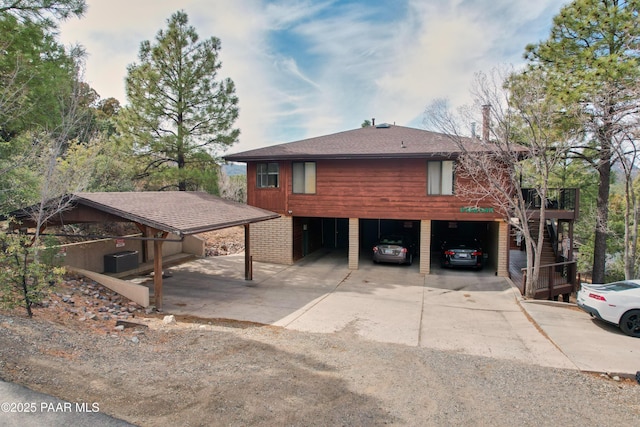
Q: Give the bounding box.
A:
[248,162,288,214]
[290,159,500,220]
[247,159,503,221]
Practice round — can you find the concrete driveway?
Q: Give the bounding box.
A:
[142,250,640,376]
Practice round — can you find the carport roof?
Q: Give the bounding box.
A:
[11,192,280,236]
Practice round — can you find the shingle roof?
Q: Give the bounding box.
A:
[73,192,279,236]
[225,124,502,161]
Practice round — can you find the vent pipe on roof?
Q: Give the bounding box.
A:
[482,104,491,142]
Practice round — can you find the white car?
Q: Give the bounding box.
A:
[577,280,640,338]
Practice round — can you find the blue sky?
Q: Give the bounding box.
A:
[59,0,570,154]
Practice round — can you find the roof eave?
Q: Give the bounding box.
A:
[225,153,463,162]
[180,213,280,235]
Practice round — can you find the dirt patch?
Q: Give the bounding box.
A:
[200,226,244,256]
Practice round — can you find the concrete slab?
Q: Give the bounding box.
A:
[277,269,426,345]
[521,301,640,375]
[132,251,639,375]
[149,251,349,324]
[419,285,576,369]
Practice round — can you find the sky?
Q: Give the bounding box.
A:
[58,0,571,154]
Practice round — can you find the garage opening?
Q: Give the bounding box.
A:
[431,220,499,272]
[360,219,421,262]
[292,217,348,260]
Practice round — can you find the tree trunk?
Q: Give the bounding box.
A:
[20,251,33,318]
[592,156,611,284]
[624,178,638,279]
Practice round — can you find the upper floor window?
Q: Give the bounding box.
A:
[257,162,279,188]
[427,160,454,195]
[292,162,316,194]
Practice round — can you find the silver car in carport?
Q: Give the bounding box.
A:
[372,235,415,265]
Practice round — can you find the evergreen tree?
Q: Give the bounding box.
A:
[120,10,239,192]
[525,0,640,283]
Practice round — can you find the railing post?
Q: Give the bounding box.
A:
[547,265,554,300]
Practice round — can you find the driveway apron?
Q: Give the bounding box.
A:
[146,253,575,369]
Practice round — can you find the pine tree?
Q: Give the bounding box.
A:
[120,10,239,192]
[525,0,640,283]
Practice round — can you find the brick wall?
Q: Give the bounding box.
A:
[497,220,508,277]
[250,216,293,264]
[420,220,431,275]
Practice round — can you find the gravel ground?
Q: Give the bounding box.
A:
[0,305,639,426]
[1,231,638,426]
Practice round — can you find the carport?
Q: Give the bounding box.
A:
[431,220,499,271]
[8,192,279,310]
[292,217,349,260]
[291,217,421,265]
[360,219,420,253]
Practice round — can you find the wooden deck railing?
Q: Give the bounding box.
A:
[521,260,577,302]
[521,188,578,211]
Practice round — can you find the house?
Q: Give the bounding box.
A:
[225,123,524,276]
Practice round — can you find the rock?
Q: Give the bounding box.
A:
[86,313,97,320]
[131,336,139,344]
[163,315,176,325]
[114,325,125,331]
[116,320,148,329]
[145,306,156,314]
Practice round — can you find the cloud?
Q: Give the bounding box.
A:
[58,0,570,153]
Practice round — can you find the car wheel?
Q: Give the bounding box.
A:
[406,254,413,266]
[619,310,640,338]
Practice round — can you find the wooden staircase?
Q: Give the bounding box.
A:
[524,220,574,301]
[528,221,557,265]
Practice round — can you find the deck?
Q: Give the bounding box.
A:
[509,250,576,301]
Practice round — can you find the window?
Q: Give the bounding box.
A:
[292,162,316,194]
[257,163,279,188]
[427,160,454,195]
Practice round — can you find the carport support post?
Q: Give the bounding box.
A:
[420,220,431,275]
[348,218,359,270]
[153,230,168,311]
[244,224,252,280]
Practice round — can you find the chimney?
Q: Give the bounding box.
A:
[372,118,375,126]
[482,105,491,142]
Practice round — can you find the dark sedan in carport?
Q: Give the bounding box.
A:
[441,239,483,270]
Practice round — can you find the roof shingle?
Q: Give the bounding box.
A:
[225,125,498,161]
[74,192,279,235]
